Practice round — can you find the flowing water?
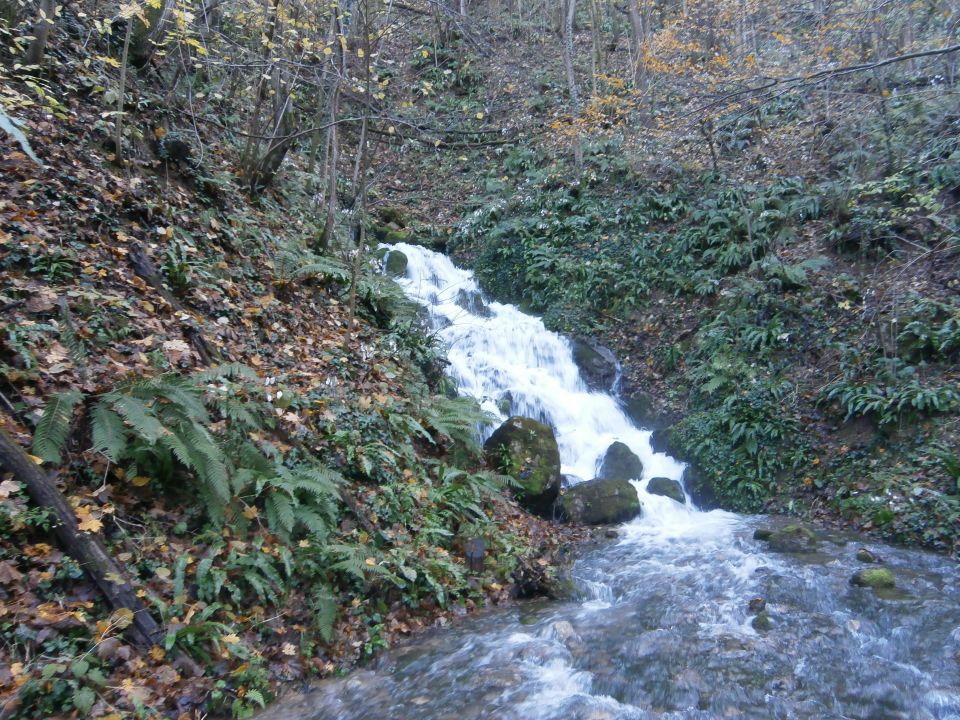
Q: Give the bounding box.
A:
[263,244,960,720]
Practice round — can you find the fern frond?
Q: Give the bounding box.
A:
[58,301,87,366]
[291,254,351,282]
[107,395,167,443]
[194,363,259,382]
[90,401,127,461]
[32,390,83,463]
[265,492,296,538]
[312,587,339,642]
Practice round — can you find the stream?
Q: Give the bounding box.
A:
[263,244,960,720]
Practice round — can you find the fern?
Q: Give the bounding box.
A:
[289,253,351,283]
[58,301,87,366]
[32,390,83,463]
[419,395,496,450]
[194,363,259,382]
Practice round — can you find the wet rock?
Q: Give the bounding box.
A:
[748,597,766,614]
[605,528,619,539]
[850,568,896,589]
[680,464,717,509]
[557,477,642,525]
[598,441,643,481]
[455,288,492,318]
[753,529,774,541]
[561,473,584,489]
[856,547,880,563]
[549,620,583,652]
[571,337,620,392]
[647,476,685,504]
[384,249,408,276]
[483,416,561,517]
[751,611,773,632]
[764,524,819,554]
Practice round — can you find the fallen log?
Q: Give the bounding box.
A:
[0,425,163,648]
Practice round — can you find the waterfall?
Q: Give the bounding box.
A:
[389,242,695,522]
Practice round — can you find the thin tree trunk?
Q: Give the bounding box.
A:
[561,0,582,170]
[113,17,134,166]
[25,0,56,66]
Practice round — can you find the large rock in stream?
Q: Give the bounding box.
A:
[557,477,642,525]
[598,441,644,481]
[483,416,561,517]
[647,476,685,504]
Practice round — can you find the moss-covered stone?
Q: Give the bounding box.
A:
[751,611,773,632]
[598,441,643,481]
[850,567,895,589]
[646,476,685,504]
[384,249,408,277]
[764,524,818,553]
[557,477,642,525]
[483,416,561,517]
[855,547,879,563]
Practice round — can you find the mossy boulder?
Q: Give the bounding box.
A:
[850,568,895,589]
[557,477,642,525]
[384,249,408,277]
[598,441,643,481]
[763,524,819,554]
[483,416,561,517]
[646,477,685,504]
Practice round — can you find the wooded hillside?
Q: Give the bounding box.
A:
[1,0,958,716]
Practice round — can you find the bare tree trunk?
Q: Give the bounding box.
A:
[25,0,56,66]
[561,0,583,169]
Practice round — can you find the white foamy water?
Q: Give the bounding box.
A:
[389,243,686,497]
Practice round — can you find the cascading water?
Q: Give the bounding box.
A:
[261,244,960,720]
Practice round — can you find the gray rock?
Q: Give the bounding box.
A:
[558,477,642,525]
[598,441,643,481]
[765,524,819,554]
[647,476,685,504]
[571,337,620,392]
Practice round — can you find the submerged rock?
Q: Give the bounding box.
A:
[647,476,685,504]
[752,611,773,632]
[763,524,819,554]
[753,528,774,541]
[748,597,766,614]
[850,568,896,589]
[856,547,880,564]
[558,477,642,525]
[598,441,643,481]
[455,288,492,317]
[483,416,561,517]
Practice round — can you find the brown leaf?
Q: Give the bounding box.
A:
[0,561,22,585]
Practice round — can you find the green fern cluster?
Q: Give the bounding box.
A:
[31,365,342,540]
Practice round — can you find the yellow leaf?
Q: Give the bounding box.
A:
[222,633,240,645]
[475,112,484,120]
[364,557,376,566]
[149,645,166,661]
[131,475,151,487]
[28,454,44,465]
[357,48,365,58]
[78,516,103,533]
[323,46,333,55]
[111,607,135,629]
[242,505,259,519]
[282,642,297,656]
